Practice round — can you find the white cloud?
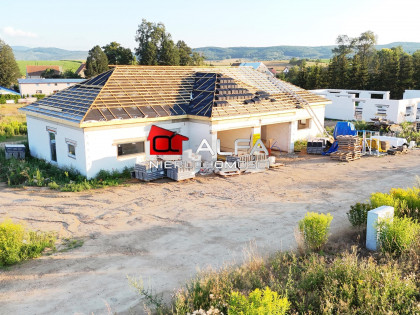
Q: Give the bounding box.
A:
[3,26,37,38]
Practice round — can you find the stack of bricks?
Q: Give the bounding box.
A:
[330,135,362,162]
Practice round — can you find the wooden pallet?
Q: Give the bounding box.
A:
[215,170,241,177]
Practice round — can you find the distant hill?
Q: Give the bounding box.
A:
[11,42,420,62]
[193,42,420,61]
[12,46,88,61]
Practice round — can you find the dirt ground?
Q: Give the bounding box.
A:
[1,151,420,314]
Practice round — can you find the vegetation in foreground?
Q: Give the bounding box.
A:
[131,185,420,314]
[0,219,56,266]
[0,144,131,192]
[0,120,27,142]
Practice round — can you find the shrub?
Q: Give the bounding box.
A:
[293,140,307,152]
[0,219,56,266]
[370,187,420,220]
[377,217,420,256]
[347,202,372,227]
[228,287,289,315]
[299,212,333,251]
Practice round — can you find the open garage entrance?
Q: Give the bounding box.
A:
[261,122,292,153]
[217,127,253,154]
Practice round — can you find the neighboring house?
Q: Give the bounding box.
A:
[18,78,85,97]
[311,89,420,124]
[239,62,274,76]
[268,67,277,76]
[283,67,289,74]
[75,63,86,78]
[26,65,62,78]
[20,66,329,179]
[0,86,20,96]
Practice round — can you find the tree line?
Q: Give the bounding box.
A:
[282,31,420,99]
[84,19,204,78]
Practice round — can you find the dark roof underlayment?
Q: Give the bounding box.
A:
[20,66,328,124]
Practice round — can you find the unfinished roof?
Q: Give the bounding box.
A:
[20,66,328,125]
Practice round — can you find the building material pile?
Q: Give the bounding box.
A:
[330,135,361,162]
[307,138,328,155]
[166,163,196,181]
[133,162,165,181]
[226,154,269,171]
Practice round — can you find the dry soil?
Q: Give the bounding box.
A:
[1,151,420,314]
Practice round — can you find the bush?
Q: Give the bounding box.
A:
[228,287,289,315]
[347,202,372,227]
[0,144,132,192]
[377,217,420,256]
[0,219,56,266]
[293,140,307,152]
[370,187,420,220]
[159,248,419,315]
[299,212,333,251]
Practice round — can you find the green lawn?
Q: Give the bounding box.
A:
[16,60,84,77]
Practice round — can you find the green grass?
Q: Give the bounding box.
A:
[16,60,84,77]
[0,143,132,192]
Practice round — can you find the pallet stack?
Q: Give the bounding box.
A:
[133,162,165,181]
[330,135,362,162]
[166,162,195,181]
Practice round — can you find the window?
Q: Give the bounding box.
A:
[371,93,384,99]
[68,144,76,158]
[298,119,310,130]
[348,92,360,98]
[49,132,57,162]
[117,141,145,157]
[54,83,58,86]
[36,90,42,94]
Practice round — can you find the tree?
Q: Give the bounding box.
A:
[397,53,414,98]
[191,52,205,66]
[412,50,420,89]
[158,34,180,65]
[355,31,377,62]
[0,39,20,87]
[102,42,134,65]
[85,45,109,78]
[135,19,166,65]
[41,68,61,78]
[176,40,192,66]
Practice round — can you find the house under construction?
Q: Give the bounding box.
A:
[20,66,329,178]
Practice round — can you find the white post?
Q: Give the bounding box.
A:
[366,206,394,251]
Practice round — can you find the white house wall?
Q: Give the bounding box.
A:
[83,120,189,179]
[26,115,87,175]
[312,89,420,124]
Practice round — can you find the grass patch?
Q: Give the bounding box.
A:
[16,60,84,77]
[58,238,84,252]
[0,120,27,142]
[0,219,56,267]
[0,143,132,192]
[131,238,419,314]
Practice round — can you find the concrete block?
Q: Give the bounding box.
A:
[366,206,394,251]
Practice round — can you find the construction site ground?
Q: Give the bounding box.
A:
[1,150,420,314]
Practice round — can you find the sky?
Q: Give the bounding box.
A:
[1,0,420,51]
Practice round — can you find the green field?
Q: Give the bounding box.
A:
[16,60,84,77]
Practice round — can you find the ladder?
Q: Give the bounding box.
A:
[267,76,330,138]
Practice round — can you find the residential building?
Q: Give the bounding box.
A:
[18,78,85,97]
[75,63,86,78]
[311,89,420,124]
[26,65,62,79]
[20,66,329,178]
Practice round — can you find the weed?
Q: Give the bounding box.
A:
[298,212,333,251]
[0,219,56,266]
[347,202,372,227]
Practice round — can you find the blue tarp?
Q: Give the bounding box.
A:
[323,122,357,155]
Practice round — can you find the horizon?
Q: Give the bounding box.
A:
[2,0,420,51]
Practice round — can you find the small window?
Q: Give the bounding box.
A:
[54,83,58,86]
[36,90,42,94]
[117,141,145,156]
[298,119,310,130]
[348,92,360,98]
[68,144,76,158]
[371,93,384,99]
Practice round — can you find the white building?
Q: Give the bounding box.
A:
[20,66,329,179]
[18,78,85,97]
[311,89,420,124]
